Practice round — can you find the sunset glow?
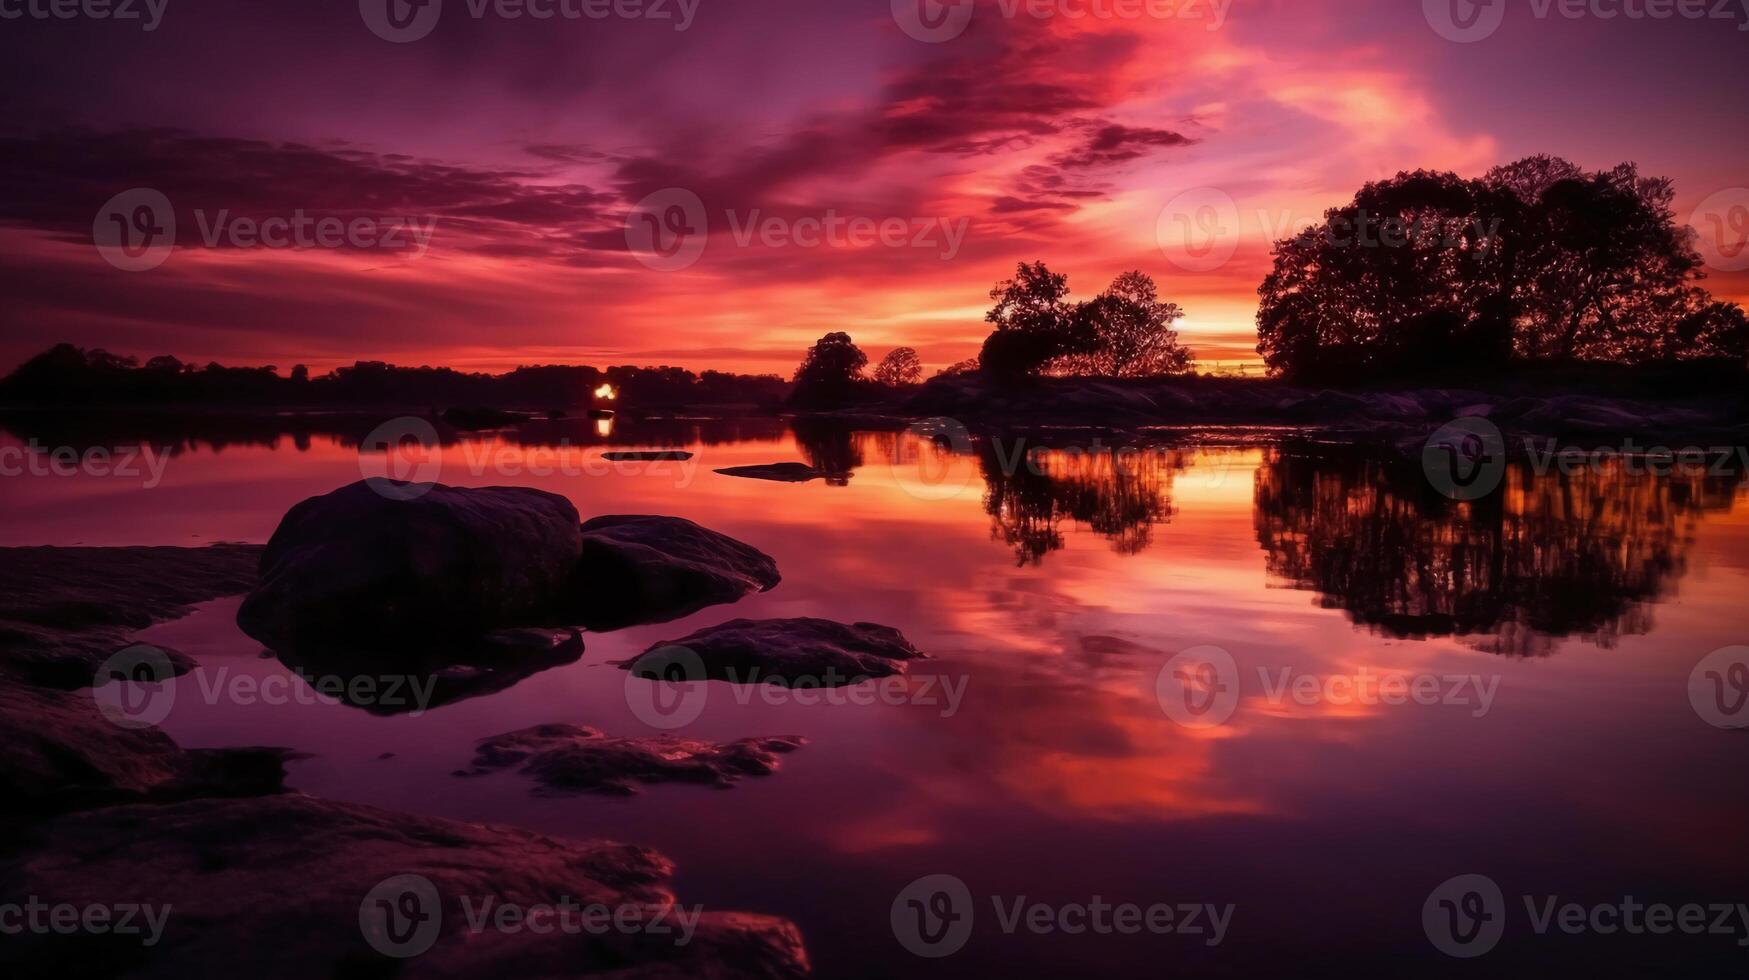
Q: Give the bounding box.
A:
[2,0,1744,375]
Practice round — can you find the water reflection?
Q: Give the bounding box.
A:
[979,442,1187,565]
[1252,445,1742,655]
[0,410,786,456]
[790,418,862,485]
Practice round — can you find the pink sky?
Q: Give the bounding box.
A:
[1,0,1745,375]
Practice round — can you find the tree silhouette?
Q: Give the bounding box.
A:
[1256,157,1749,381]
[1058,271,1194,377]
[978,262,1193,379]
[790,331,870,406]
[872,346,923,387]
[978,261,1092,379]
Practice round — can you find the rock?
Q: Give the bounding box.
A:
[0,544,261,689]
[0,794,810,979]
[273,628,585,715]
[0,682,293,815]
[714,463,823,483]
[237,480,583,649]
[623,618,926,686]
[459,724,806,795]
[603,450,694,461]
[564,516,780,630]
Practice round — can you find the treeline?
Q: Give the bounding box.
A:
[789,154,1748,405]
[0,344,790,410]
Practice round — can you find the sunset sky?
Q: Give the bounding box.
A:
[1,0,1745,376]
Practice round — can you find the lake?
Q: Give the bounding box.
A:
[3,412,1746,976]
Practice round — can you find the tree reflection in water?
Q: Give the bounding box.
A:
[790,418,862,486]
[979,442,1187,565]
[1253,446,1742,656]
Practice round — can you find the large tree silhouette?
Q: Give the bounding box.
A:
[1256,156,1749,381]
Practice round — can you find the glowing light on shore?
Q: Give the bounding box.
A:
[594,383,616,400]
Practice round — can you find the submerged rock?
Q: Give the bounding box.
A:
[459,724,806,795]
[0,544,261,688]
[0,794,811,979]
[0,682,293,815]
[272,628,584,715]
[714,463,823,483]
[564,515,780,630]
[237,480,582,649]
[623,617,926,686]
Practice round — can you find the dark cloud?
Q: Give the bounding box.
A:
[1050,123,1196,170]
[0,130,624,262]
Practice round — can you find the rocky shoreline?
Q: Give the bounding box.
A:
[0,478,873,977]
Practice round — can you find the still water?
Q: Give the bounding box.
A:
[3,414,1747,976]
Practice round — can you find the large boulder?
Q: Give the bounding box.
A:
[237,480,583,649]
[0,794,810,979]
[623,617,926,686]
[564,515,780,629]
[458,724,805,795]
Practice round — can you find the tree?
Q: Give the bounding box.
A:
[290,364,310,384]
[1060,271,1193,377]
[790,331,870,407]
[793,332,867,386]
[1255,157,1744,381]
[978,261,1094,379]
[873,347,923,387]
[1256,169,1517,381]
[935,358,980,378]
